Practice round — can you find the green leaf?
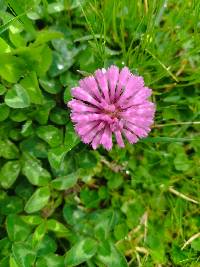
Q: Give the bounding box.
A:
[64,238,98,266]
[16,45,52,77]
[48,146,67,170]
[64,122,80,152]
[146,225,167,264]
[171,245,189,264]
[6,214,31,242]
[49,107,68,125]
[0,237,11,258]
[20,136,48,158]
[0,37,12,53]
[5,84,30,108]
[191,238,200,251]
[51,173,78,190]
[107,173,123,190]
[36,234,57,257]
[22,159,51,186]
[10,109,28,122]
[64,87,72,102]
[77,151,97,169]
[114,223,128,240]
[0,160,21,189]
[36,125,63,147]
[39,78,62,94]
[0,103,10,121]
[63,204,85,226]
[61,71,78,88]
[9,31,26,47]
[47,219,69,235]
[94,210,119,241]
[0,139,19,159]
[9,128,22,141]
[33,30,63,46]
[22,158,51,186]
[47,3,64,14]
[0,195,23,215]
[21,120,34,137]
[0,257,9,267]
[20,215,44,226]
[12,243,36,267]
[27,9,41,20]
[9,256,19,267]
[25,186,50,214]
[15,178,34,200]
[0,84,6,95]
[20,72,44,105]
[36,45,52,76]
[36,254,64,267]
[33,99,55,125]
[80,188,100,209]
[49,50,74,77]
[32,222,47,247]
[174,153,190,171]
[97,241,128,267]
[0,54,24,83]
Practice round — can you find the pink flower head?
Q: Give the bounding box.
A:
[68,65,155,150]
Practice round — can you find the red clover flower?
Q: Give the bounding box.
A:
[68,65,155,150]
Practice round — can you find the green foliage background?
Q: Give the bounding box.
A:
[0,0,200,266]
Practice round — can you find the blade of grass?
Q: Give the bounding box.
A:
[7,0,36,36]
[145,48,179,82]
[154,121,200,127]
[0,11,27,35]
[141,137,200,143]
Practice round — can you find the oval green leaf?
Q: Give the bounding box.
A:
[51,173,78,191]
[22,159,51,186]
[25,187,50,214]
[12,243,36,267]
[0,160,21,189]
[5,84,30,108]
[36,125,63,147]
[96,241,128,267]
[0,104,10,121]
[6,214,31,242]
[65,238,97,266]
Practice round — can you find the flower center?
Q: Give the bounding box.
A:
[104,109,120,119]
[103,103,121,119]
[102,104,123,131]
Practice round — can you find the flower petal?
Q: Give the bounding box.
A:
[106,65,119,102]
[117,75,144,104]
[125,122,149,138]
[91,129,105,149]
[123,129,138,144]
[71,113,113,123]
[115,130,124,147]
[71,87,101,108]
[100,125,113,150]
[122,87,152,108]
[79,76,102,101]
[68,99,100,113]
[115,67,131,100]
[120,102,155,117]
[95,69,110,103]
[82,122,105,144]
[75,121,99,136]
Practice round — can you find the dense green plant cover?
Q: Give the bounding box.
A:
[0,0,200,266]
